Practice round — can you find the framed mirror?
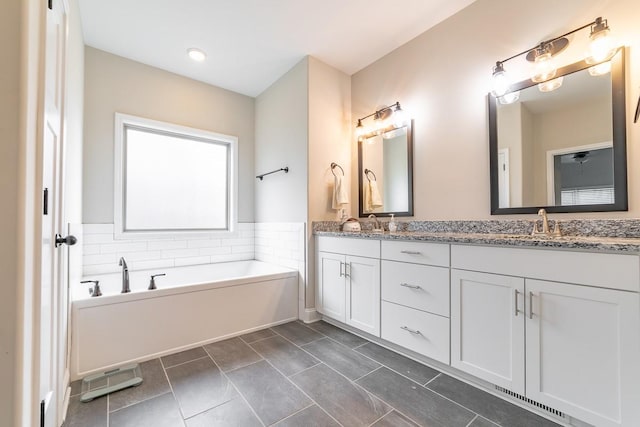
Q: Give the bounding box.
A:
[358,120,414,217]
[489,48,627,214]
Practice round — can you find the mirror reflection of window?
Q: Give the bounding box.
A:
[552,147,614,206]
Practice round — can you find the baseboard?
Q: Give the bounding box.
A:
[60,368,71,425]
[300,308,321,323]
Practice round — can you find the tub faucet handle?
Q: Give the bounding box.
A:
[81,280,102,297]
[149,273,166,290]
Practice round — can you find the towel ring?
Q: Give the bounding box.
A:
[330,162,344,177]
[364,169,377,182]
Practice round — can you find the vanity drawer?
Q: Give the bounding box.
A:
[451,245,640,292]
[382,260,449,317]
[382,301,450,364]
[381,240,449,267]
[316,236,380,258]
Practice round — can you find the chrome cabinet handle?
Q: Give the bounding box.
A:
[339,262,344,277]
[400,250,422,255]
[529,291,534,319]
[345,263,351,278]
[514,289,521,317]
[400,283,422,290]
[400,326,421,335]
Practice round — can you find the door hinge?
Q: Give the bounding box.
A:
[48,0,52,10]
[43,188,49,215]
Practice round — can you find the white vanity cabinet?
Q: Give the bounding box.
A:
[451,245,640,427]
[450,270,525,393]
[380,240,450,364]
[316,237,381,336]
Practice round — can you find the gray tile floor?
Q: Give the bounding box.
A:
[63,321,560,427]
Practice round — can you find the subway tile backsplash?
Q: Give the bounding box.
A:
[82,223,256,276]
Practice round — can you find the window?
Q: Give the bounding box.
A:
[560,187,615,206]
[114,113,237,238]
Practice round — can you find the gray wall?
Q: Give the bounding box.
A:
[1,0,21,424]
[83,47,255,224]
[254,58,309,223]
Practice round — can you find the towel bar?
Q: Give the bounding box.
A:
[256,167,289,181]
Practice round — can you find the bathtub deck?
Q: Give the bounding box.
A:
[63,321,559,427]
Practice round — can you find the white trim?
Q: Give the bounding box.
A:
[498,148,510,208]
[113,113,239,239]
[301,308,321,323]
[545,141,613,205]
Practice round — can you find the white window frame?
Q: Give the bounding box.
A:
[114,113,238,239]
[545,141,612,206]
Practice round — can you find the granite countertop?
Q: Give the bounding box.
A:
[314,230,640,253]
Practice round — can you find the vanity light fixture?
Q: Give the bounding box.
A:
[531,44,557,83]
[490,17,616,100]
[355,102,407,140]
[586,17,616,64]
[187,48,207,62]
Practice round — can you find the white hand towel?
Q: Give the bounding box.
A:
[332,175,349,210]
[369,180,383,209]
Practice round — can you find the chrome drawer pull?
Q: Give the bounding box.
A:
[529,291,534,319]
[514,289,521,317]
[400,326,421,335]
[400,283,422,290]
[400,250,422,255]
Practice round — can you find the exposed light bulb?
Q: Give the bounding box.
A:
[588,61,611,76]
[498,91,520,105]
[491,62,510,97]
[355,120,366,139]
[187,48,207,62]
[586,18,616,64]
[538,76,563,92]
[531,50,557,83]
[392,104,406,127]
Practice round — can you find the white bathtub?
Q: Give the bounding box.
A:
[71,260,298,379]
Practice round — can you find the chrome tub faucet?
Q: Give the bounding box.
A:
[119,257,131,293]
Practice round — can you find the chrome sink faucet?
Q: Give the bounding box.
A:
[119,257,131,293]
[368,214,382,231]
[531,208,562,237]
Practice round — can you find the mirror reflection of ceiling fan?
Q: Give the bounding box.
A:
[573,151,591,164]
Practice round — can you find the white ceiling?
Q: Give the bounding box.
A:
[78,0,476,97]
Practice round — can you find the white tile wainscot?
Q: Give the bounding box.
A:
[82,223,255,275]
[254,222,306,319]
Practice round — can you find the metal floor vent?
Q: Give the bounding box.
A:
[495,385,567,419]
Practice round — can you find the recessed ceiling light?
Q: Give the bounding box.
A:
[187,48,206,62]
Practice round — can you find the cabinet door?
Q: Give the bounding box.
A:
[317,252,346,322]
[525,279,640,427]
[451,270,525,394]
[346,255,380,336]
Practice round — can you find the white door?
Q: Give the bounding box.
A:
[317,252,346,322]
[345,255,380,336]
[525,279,640,427]
[451,270,525,394]
[40,1,68,426]
[498,148,510,208]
